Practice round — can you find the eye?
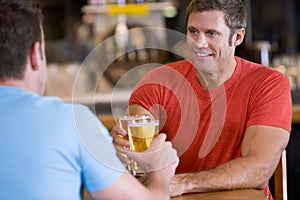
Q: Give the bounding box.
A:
[188,28,198,36]
[206,31,219,37]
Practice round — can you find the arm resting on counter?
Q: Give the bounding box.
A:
[169,125,289,196]
[127,104,290,196]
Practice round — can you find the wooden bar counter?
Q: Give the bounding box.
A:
[84,189,267,200]
[171,189,268,200]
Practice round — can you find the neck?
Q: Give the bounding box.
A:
[0,79,24,87]
[0,79,40,95]
[196,58,236,90]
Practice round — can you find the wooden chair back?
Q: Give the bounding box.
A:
[273,150,288,200]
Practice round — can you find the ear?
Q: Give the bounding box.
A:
[233,28,245,46]
[30,42,42,71]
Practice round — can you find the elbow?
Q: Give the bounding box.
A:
[250,171,271,190]
[247,160,278,190]
[256,180,269,190]
[239,168,271,190]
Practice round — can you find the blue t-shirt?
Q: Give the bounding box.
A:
[0,86,125,200]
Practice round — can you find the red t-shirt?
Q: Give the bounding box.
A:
[128,56,292,197]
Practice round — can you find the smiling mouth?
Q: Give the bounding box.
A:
[196,53,213,57]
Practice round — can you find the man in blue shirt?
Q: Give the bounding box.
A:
[0,0,178,199]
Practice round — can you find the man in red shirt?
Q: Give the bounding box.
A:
[111,0,292,199]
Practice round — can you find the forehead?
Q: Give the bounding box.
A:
[187,10,228,30]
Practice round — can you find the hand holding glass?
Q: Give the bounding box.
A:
[118,114,152,174]
[127,118,159,176]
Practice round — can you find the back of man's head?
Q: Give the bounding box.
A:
[0,0,43,81]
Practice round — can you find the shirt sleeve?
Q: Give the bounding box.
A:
[247,70,292,132]
[72,105,125,191]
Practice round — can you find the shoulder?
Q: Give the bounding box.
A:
[35,95,90,115]
[236,57,289,84]
[31,96,100,134]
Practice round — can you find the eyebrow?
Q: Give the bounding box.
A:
[187,26,220,33]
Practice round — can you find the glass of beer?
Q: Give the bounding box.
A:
[118,114,151,172]
[118,114,151,139]
[127,118,159,176]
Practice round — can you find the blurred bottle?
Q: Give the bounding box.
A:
[253,40,271,66]
[117,0,126,5]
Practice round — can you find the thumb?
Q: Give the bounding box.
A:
[124,133,178,173]
[146,133,167,152]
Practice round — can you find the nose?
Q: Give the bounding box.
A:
[194,34,208,49]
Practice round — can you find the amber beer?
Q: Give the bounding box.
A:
[127,119,159,176]
[118,114,151,172]
[118,114,151,140]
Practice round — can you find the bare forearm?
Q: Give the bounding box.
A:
[144,172,171,200]
[91,173,172,200]
[170,156,274,196]
[170,126,289,196]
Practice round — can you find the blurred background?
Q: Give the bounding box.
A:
[40,0,300,95]
[38,0,300,199]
